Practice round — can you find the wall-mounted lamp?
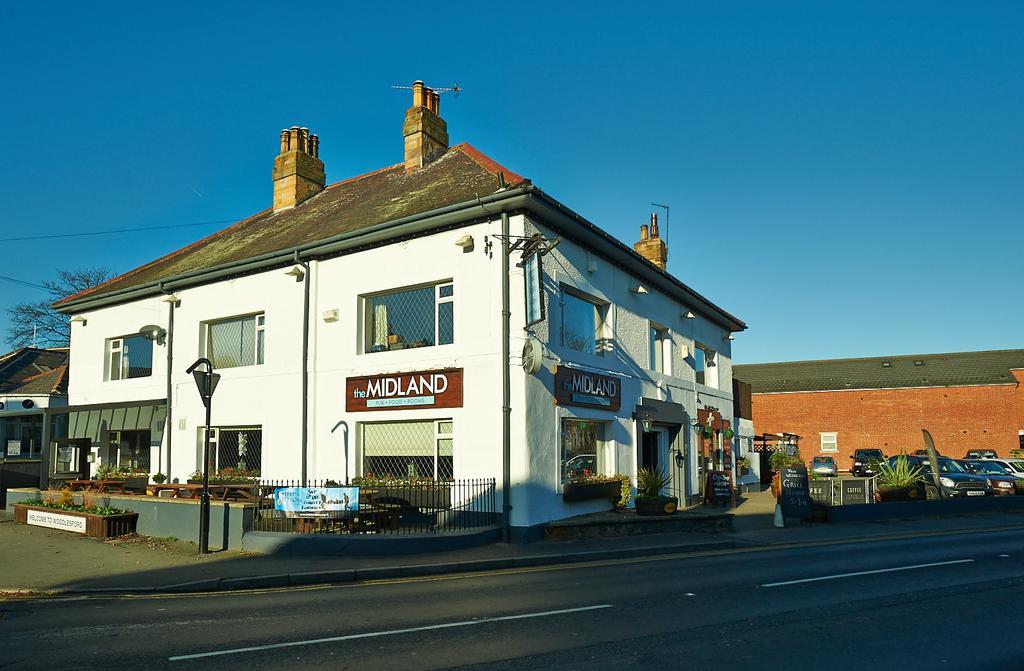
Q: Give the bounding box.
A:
[674,449,685,468]
[161,293,180,305]
[70,316,87,326]
[284,266,305,282]
[455,234,474,251]
[639,413,654,432]
[631,284,648,295]
[322,308,340,323]
[723,334,735,341]
[138,324,167,345]
[682,311,696,320]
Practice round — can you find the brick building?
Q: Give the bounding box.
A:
[734,349,1024,471]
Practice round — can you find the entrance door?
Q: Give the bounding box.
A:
[640,429,669,473]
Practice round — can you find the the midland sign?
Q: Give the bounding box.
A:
[553,366,622,411]
[346,368,464,412]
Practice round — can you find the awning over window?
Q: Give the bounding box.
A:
[67,403,167,445]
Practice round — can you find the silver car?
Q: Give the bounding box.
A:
[811,456,838,477]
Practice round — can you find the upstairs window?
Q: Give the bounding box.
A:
[649,324,669,374]
[820,432,838,453]
[106,334,153,380]
[561,290,607,356]
[365,282,454,353]
[695,345,718,388]
[206,314,265,369]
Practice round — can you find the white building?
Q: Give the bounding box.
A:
[54,82,745,540]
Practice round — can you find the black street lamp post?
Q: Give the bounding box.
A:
[185,358,220,554]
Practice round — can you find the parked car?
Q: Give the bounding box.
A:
[985,458,1024,476]
[851,449,885,477]
[811,456,837,478]
[888,456,991,498]
[959,460,1021,495]
[964,449,998,459]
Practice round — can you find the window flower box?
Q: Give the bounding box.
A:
[563,480,622,502]
[13,504,138,539]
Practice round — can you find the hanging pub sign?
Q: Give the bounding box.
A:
[553,366,621,411]
[346,368,463,412]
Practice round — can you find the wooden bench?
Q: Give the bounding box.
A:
[67,479,129,494]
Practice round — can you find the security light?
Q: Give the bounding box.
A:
[70,316,87,326]
[682,311,695,319]
[631,284,648,295]
[455,234,474,249]
[285,266,305,281]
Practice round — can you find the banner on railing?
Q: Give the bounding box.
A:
[273,487,360,518]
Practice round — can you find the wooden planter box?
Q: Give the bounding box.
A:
[13,504,138,539]
[635,496,679,516]
[563,481,621,503]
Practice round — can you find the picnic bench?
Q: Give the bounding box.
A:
[67,479,129,494]
[148,483,257,502]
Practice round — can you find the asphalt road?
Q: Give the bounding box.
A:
[2,529,1024,671]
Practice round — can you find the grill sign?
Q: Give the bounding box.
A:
[553,366,621,411]
[346,368,463,412]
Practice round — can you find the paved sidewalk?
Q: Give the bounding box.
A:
[3,497,1023,596]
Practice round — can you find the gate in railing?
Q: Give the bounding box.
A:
[251,478,498,535]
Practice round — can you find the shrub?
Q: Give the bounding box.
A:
[636,468,670,498]
[152,473,167,484]
[877,456,924,488]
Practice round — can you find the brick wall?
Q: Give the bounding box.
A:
[751,370,1024,469]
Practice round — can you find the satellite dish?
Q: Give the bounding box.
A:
[522,337,543,375]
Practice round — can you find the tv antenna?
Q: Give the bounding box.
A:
[391,81,462,97]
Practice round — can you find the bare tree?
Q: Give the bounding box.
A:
[5,268,113,348]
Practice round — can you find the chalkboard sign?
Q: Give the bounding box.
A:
[704,471,733,505]
[807,480,832,505]
[779,465,811,519]
[840,479,868,505]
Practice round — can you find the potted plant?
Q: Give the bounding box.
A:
[634,467,677,515]
[875,456,924,502]
[13,489,138,538]
[562,473,627,503]
[96,465,149,493]
[735,457,751,474]
[152,472,168,484]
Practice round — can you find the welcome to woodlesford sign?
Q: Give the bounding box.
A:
[346,368,463,412]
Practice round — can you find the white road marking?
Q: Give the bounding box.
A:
[168,604,614,661]
[761,559,974,588]
[999,554,1010,558]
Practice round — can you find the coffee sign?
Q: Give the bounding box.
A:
[346,368,463,412]
[553,366,621,411]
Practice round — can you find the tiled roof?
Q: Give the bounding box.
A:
[734,349,1024,393]
[0,348,70,396]
[57,144,528,306]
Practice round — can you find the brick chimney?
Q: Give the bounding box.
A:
[403,81,449,173]
[634,213,668,270]
[272,125,325,212]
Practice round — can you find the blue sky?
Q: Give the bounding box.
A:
[1,2,1020,363]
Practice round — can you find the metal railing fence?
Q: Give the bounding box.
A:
[251,478,497,535]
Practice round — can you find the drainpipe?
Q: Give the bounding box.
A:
[294,252,311,486]
[160,284,176,480]
[501,211,512,543]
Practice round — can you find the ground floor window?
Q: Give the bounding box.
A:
[561,418,605,482]
[2,415,43,457]
[198,426,262,475]
[360,420,454,480]
[107,429,151,471]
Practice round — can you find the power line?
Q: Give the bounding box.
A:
[0,274,49,291]
[0,217,243,243]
